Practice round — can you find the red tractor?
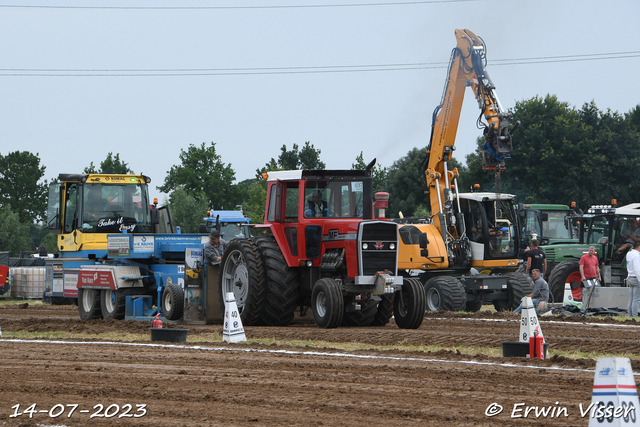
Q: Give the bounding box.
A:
[219,162,425,329]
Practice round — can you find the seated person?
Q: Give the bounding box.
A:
[617,220,640,255]
[304,190,332,218]
[84,187,109,221]
[514,269,550,314]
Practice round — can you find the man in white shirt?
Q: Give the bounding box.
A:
[626,241,640,317]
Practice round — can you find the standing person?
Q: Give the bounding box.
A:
[626,241,640,317]
[579,246,601,285]
[204,229,228,265]
[514,269,550,314]
[525,239,547,277]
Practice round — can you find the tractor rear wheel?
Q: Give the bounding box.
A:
[219,239,267,326]
[311,278,343,328]
[162,283,184,320]
[254,237,299,326]
[548,260,582,303]
[78,288,102,320]
[394,278,425,329]
[424,276,466,311]
[101,288,129,320]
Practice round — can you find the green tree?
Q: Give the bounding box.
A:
[461,137,508,194]
[382,148,467,218]
[625,104,640,133]
[159,142,238,210]
[463,96,640,209]
[577,102,640,206]
[0,151,48,223]
[0,206,30,256]
[500,95,596,206]
[298,141,326,170]
[351,152,388,193]
[168,187,210,233]
[239,179,268,225]
[262,142,326,172]
[84,152,133,174]
[385,147,428,218]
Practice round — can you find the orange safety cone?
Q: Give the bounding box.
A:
[529,326,545,359]
[151,313,163,329]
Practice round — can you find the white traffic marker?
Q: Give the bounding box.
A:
[563,283,574,305]
[519,297,542,343]
[222,292,246,343]
[588,357,640,426]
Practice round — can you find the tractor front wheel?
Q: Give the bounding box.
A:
[311,278,344,329]
[394,278,425,329]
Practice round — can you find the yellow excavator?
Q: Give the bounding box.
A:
[396,29,531,312]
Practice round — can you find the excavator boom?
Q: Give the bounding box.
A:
[425,28,518,237]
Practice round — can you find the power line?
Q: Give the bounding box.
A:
[0,1,479,10]
[0,52,637,77]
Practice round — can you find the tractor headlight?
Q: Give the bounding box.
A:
[362,243,368,250]
[389,243,395,250]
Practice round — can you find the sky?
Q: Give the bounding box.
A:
[1,0,639,202]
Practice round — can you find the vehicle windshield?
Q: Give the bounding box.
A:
[585,215,610,245]
[462,198,518,259]
[220,223,248,239]
[303,180,364,218]
[81,183,151,233]
[524,210,577,241]
[542,211,576,240]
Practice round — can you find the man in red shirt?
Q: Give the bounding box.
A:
[579,246,601,284]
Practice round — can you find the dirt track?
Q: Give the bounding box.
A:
[2,304,640,426]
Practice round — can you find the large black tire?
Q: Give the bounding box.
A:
[342,297,379,326]
[394,278,425,329]
[101,288,130,320]
[78,288,102,320]
[424,276,466,311]
[370,294,395,326]
[548,260,581,303]
[219,239,267,326]
[493,273,534,311]
[162,283,184,320]
[311,278,344,328]
[254,237,299,326]
[465,300,483,312]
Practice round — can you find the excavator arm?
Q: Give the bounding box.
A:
[425,28,519,240]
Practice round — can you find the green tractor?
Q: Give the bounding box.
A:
[545,204,640,302]
[518,203,580,281]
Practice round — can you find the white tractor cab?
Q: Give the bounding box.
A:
[459,192,519,263]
